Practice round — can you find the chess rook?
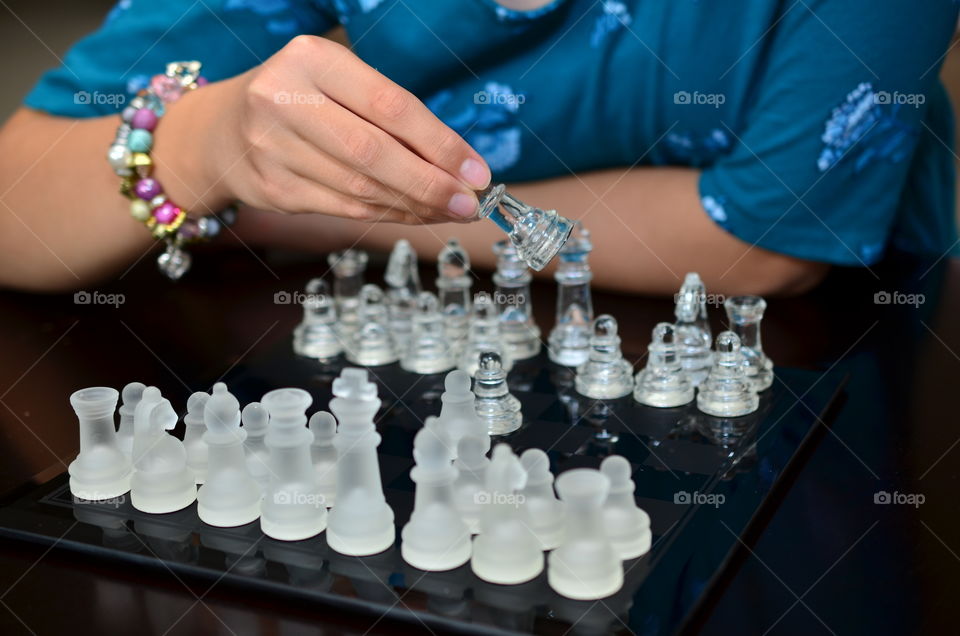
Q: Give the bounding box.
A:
[725,295,774,391]
[68,386,132,501]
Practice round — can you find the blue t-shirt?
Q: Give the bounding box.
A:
[24,0,960,266]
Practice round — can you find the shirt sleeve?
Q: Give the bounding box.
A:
[698,0,958,266]
[24,0,338,118]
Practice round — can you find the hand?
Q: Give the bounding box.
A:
[205,36,490,224]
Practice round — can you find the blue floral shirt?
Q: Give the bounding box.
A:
[24,0,960,266]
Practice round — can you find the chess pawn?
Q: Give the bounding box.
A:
[400,292,456,375]
[385,239,421,342]
[326,369,395,556]
[182,391,209,484]
[518,449,564,550]
[548,222,594,367]
[292,278,344,361]
[130,387,197,514]
[473,352,523,436]
[261,388,327,541]
[116,382,145,458]
[328,248,368,338]
[697,332,760,417]
[242,402,271,493]
[453,435,490,534]
[633,323,695,408]
[477,184,574,271]
[674,272,713,386]
[458,291,513,377]
[434,370,490,459]
[68,387,132,500]
[725,295,774,391]
[347,284,398,366]
[401,428,472,571]
[436,238,473,354]
[197,383,262,527]
[599,456,651,560]
[548,468,623,600]
[493,240,541,360]
[471,444,544,585]
[575,315,635,399]
[308,411,338,508]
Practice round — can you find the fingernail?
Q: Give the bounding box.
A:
[448,192,478,218]
[460,158,490,189]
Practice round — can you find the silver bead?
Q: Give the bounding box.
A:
[157,243,191,280]
[150,194,167,209]
[107,144,132,176]
[203,216,221,237]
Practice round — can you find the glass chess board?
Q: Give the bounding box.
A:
[0,342,846,635]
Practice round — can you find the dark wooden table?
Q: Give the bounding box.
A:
[0,245,956,635]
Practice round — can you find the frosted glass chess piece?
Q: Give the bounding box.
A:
[575,315,635,399]
[328,248,368,337]
[493,240,541,360]
[633,323,695,408]
[241,402,271,493]
[385,239,421,342]
[674,272,713,386]
[197,383,262,527]
[548,222,594,367]
[261,388,328,541]
[130,386,197,513]
[401,292,456,374]
[116,381,145,458]
[599,456,651,560]
[458,291,513,377]
[518,449,564,550]
[68,387,132,500]
[308,411,338,507]
[401,427,472,571]
[548,468,624,600]
[697,332,760,417]
[326,368,395,556]
[473,352,523,436]
[182,391,209,484]
[434,370,490,459]
[471,444,544,584]
[292,278,343,361]
[725,295,774,391]
[436,238,473,355]
[477,184,574,271]
[347,284,398,366]
[453,435,490,534]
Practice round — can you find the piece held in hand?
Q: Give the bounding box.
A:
[519,449,565,550]
[328,248,368,337]
[308,411,338,507]
[725,295,774,391]
[347,284,398,366]
[241,401,271,493]
[385,239,421,343]
[182,391,209,484]
[696,332,760,417]
[261,388,327,541]
[600,455,651,560]
[400,292,456,375]
[453,435,491,534]
[633,323,695,408]
[458,291,513,378]
[575,315,635,399]
[473,352,523,436]
[548,222,594,367]
[292,278,344,361]
[477,184,573,271]
[493,240,541,360]
[68,387,133,501]
[116,382,145,459]
[436,238,473,355]
[674,272,713,386]
[548,468,624,600]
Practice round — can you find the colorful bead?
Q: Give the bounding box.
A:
[130,108,158,131]
[203,216,221,237]
[153,201,180,225]
[149,194,167,209]
[107,144,132,176]
[130,152,153,177]
[128,129,153,153]
[150,74,184,103]
[177,218,202,240]
[134,178,162,200]
[143,93,166,117]
[130,199,151,222]
[195,76,209,87]
[121,106,137,123]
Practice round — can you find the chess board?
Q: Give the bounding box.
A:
[0,339,845,635]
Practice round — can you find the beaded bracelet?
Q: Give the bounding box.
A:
[107,61,237,280]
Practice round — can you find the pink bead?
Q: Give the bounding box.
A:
[130,108,158,131]
[150,74,183,103]
[195,76,209,87]
[153,201,180,225]
[134,178,162,200]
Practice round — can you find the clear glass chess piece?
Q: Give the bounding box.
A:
[724,295,774,391]
[327,248,368,336]
[347,284,398,366]
[436,238,472,354]
[548,222,594,366]
[401,291,456,374]
[473,352,523,436]
[385,239,421,341]
[633,323,695,408]
[477,184,574,271]
[575,315,635,399]
[696,331,760,417]
[458,291,514,377]
[292,278,344,361]
[493,240,541,360]
[674,272,713,386]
